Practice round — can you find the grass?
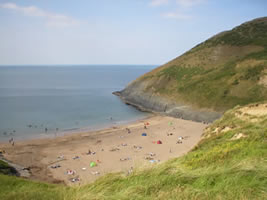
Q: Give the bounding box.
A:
[0,103,266,199]
[155,48,267,111]
[0,174,71,200]
[203,17,267,47]
[133,18,267,112]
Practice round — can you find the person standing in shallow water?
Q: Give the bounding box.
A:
[9,137,13,143]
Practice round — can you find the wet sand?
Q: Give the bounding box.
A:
[0,115,207,185]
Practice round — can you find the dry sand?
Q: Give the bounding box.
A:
[0,115,207,185]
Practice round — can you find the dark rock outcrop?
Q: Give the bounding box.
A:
[0,156,31,177]
[113,80,222,123]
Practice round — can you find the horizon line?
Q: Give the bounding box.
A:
[0,64,159,67]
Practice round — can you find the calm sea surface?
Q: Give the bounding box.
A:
[0,65,155,141]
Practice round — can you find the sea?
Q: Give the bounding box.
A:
[0,65,156,141]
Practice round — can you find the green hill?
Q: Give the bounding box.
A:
[1,102,266,199]
[116,17,267,120]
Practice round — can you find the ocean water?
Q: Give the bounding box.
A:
[0,65,155,141]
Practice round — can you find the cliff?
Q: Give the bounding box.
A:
[115,17,267,122]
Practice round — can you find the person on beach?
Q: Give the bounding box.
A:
[126,128,131,133]
[9,137,13,143]
[86,149,92,155]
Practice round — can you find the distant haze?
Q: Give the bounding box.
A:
[0,0,266,65]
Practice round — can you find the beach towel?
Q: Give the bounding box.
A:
[90,162,97,167]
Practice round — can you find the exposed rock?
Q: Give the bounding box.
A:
[231,133,247,140]
[114,80,222,123]
[221,126,232,133]
[0,156,31,178]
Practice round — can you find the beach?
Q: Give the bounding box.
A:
[0,115,207,185]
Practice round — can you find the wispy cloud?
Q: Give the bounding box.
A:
[162,11,191,19]
[0,2,79,27]
[176,0,206,7]
[149,0,169,7]
[150,0,207,20]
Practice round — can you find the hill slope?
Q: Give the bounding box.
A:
[1,102,266,199]
[116,17,267,122]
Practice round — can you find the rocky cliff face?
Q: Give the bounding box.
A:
[114,80,221,123]
[114,17,267,123]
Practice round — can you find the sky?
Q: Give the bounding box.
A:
[0,0,266,65]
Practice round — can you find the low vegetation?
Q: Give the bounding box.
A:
[137,17,267,111]
[0,102,266,199]
[207,17,267,46]
[159,57,266,110]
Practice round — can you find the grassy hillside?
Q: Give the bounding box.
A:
[134,17,267,111]
[0,102,266,199]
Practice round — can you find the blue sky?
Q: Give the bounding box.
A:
[0,0,266,65]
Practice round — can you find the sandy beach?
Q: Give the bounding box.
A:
[0,115,207,185]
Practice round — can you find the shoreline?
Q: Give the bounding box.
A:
[0,114,207,185]
[113,90,222,123]
[0,113,152,143]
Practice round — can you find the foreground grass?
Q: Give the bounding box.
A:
[0,174,73,200]
[0,103,266,199]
